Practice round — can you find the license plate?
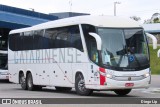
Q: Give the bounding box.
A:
[125,83,134,87]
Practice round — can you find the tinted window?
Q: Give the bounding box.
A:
[9,34,16,51]
[9,33,22,51]
[45,25,83,51]
[33,30,44,49]
[23,31,33,50]
[70,26,83,51]
[9,25,83,51]
[82,24,96,62]
[45,27,70,49]
[0,54,8,70]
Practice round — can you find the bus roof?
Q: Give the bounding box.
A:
[9,15,141,34]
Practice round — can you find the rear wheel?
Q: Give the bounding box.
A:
[26,73,35,91]
[55,87,72,91]
[19,73,27,90]
[75,74,93,96]
[114,89,132,96]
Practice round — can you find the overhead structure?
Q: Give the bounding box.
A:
[0,4,58,29]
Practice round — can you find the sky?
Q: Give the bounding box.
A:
[0,0,160,23]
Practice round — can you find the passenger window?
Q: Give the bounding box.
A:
[33,30,44,49]
[70,26,83,52]
[23,31,33,50]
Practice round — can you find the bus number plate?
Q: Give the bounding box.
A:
[125,83,134,87]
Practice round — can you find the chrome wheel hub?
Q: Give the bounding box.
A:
[78,79,86,92]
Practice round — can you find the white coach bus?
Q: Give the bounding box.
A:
[8,15,157,96]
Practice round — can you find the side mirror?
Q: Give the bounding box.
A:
[157,49,160,58]
[89,32,102,50]
[146,33,157,49]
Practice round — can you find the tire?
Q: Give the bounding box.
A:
[75,74,93,96]
[19,73,27,90]
[55,87,72,91]
[114,89,132,96]
[26,73,35,91]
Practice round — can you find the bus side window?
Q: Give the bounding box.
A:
[9,33,19,51]
[82,24,97,63]
[33,30,44,49]
[69,26,83,52]
[56,27,70,48]
[23,31,33,50]
[10,33,23,51]
[45,28,59,49]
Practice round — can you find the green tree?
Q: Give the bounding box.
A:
[153,17,160,23]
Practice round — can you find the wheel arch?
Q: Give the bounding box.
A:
[74,70,86,83]
[26,70,31,77]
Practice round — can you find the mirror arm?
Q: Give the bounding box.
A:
[146,33,157,49]
[157,49,160,58]
[89,32,102,50]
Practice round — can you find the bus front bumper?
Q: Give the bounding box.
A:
[86,76,150,90]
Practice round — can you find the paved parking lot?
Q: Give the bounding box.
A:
[0,75,159,98]
[0,75,160,106]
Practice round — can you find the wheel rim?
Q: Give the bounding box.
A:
[20,76,25,86]
[78,78,86,92]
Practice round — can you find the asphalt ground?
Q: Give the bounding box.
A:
[0,75,160,107]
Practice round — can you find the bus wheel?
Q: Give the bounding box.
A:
[114,89,131,96]
[19,73,27,90]
[75,74,93,96]
[55,87,72,91]
[26,73,35,91]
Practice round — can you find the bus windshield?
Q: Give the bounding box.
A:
[97,28,149,71]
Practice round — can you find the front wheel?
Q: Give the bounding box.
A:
[114,89,132,96]
[75,74,93,96]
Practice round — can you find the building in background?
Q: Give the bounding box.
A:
[0,4,58,29]
[50,12,90,19]
[0,4,58,80]
[142,23,160,44]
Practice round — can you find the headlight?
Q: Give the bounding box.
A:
[98,67,113,78]
[143,73,150,78]
[106,74,113,78]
